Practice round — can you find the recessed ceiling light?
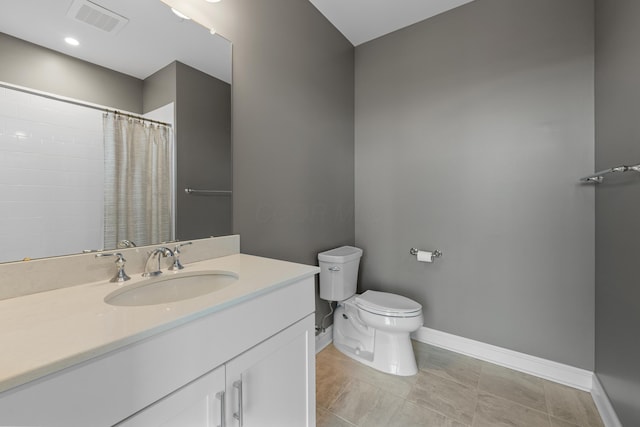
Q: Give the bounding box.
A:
[64,37,80,46]
[171,7,191,20]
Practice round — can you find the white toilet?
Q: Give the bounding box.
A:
[318,246,423,376]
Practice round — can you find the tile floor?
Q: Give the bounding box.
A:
[316,341,604,427]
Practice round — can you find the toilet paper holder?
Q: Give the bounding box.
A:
[410,248,443,259]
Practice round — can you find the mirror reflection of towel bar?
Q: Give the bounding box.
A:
[184,188,232,196]
[580,164,640,183]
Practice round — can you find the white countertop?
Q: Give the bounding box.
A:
[0,254,319,394]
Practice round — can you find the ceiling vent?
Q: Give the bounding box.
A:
[66,0,129,34]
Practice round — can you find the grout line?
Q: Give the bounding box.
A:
[318,406,357,427]
[478,389,553,418]
[414,357,482,389]
[332,411,357,427]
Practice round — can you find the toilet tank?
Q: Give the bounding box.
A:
[318,246,363,301]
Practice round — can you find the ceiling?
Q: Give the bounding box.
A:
[309,0,477,46]
[0,0,475,83]
[0,0,231,83]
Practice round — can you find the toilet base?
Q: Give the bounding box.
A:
[333,304,419,376]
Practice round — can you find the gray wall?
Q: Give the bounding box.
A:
[144,61,232,240]
[0,32,142,112]
[218,0,355,326]
[143,62,177,113]
[594,0,640,424]
[355,0,595,369]
[175,62,232,240]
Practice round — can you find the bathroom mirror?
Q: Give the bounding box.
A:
[0,0,232,263]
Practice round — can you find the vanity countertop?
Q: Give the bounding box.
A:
[0,254,319,394]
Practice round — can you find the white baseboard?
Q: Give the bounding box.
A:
[315,325,333,354]
[411,326,593,392]
[591,374,623,427]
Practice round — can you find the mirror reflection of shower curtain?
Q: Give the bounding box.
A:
[103,113,173,249]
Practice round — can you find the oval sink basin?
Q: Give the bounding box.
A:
[104,270,239,307]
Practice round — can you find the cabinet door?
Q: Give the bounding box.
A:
[116,365,226,427]
[225,314,315,427]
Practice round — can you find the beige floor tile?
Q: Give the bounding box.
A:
[317,373,350,409]
[388,401,468,427]
[544,382,604,427]
[316,347,357,409]
[328,378,386,426]
[408,370,478,425]
[348,357,418,399]
[321,343,417,399]
[478,362,548,412]
[317,407,356,427]
[320,343,354,362]
[473,392,551,427]
[317,342,605,427]
[413,341,483,388]
[356,390,405,427]
[550,416,580,427]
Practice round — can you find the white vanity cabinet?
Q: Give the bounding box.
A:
[116,365,226,427]
[0,273,316,427]
[225,315,315,427]
[117,315,315,427]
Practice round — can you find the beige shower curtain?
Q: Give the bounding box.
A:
[103,113,173,249]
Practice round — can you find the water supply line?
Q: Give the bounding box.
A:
[317,301,334,335]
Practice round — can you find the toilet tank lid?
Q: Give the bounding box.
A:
[318,246,363,263]
[355,290,422,314]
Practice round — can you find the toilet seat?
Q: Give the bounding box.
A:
[355,290,422,317]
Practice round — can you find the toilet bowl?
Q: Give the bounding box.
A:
[318,246,424,376]
[333,290,423,376]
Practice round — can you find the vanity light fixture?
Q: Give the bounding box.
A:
[64,37,80,46]
[205,0,221,3]
[171,7,191,20]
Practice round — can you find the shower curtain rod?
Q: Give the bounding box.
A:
[0,81,172,127]
[105,110,170,127]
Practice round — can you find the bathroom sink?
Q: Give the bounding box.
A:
[104,270,239,306]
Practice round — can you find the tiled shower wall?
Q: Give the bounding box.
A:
[0,86,104,262]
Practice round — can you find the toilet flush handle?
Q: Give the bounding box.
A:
[328,266,341,272]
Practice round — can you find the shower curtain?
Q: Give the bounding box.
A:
[103,113,173,249]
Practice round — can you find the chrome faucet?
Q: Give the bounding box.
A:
[169,242,193,270]
[95,252,131,282]
[143,247,174,277]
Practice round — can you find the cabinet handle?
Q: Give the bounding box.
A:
[233,380,243,426]
[215,391,225,427]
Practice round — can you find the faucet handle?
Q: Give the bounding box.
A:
[170,242,192,270]
[174,241,193,251]
[95,252,131,282]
